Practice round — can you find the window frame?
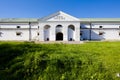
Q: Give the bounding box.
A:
[99,26,103,28]
[16,32,22,36]
[99,32,105,35]
[17,26,21,28]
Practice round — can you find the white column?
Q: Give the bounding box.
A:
[63,25,68,41]
[50,25,56,41]
[75,26,80,41]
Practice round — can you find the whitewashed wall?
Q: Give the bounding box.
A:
[2,21,120,41]
[31,23,39,41]
[0,30,29,41]
[92,23,120,28]
[0,23,29,28]
[80,29,90,40]
[0,23,39,41]
[39,21,80,41]
[81,23,120,40]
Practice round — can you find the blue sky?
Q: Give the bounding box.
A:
[0,0,120,18]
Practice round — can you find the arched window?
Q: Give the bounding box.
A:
[68,25,75,30]
[56,25,63,28]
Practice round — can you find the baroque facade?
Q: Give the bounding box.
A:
[0,11,120,41]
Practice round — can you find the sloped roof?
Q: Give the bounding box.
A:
[80,18,120,22]
[0,18,38,22]
[0,18,120,23]
[0,11,120,23]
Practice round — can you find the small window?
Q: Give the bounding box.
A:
[16,32,22,36]
[17,26,20,28]
[99,26,103,28]
[99,32,104,35]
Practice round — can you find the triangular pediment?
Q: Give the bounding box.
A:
[40,11,79,21]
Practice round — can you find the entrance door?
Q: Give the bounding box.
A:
[56,32,63,41]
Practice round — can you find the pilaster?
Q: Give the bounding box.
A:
[39,25,44,41]
[75,26,80,41]
[63,25,68,41]
[50,25,56,41]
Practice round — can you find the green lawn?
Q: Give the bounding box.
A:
[0,41,120,80]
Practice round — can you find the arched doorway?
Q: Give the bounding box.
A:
[56,25,63,41]
[56,32,63,41]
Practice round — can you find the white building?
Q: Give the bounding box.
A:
[0,11,120,41]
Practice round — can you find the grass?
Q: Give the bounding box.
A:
[0,41,120,80]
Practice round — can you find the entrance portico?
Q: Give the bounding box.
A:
[39,11,80,41]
